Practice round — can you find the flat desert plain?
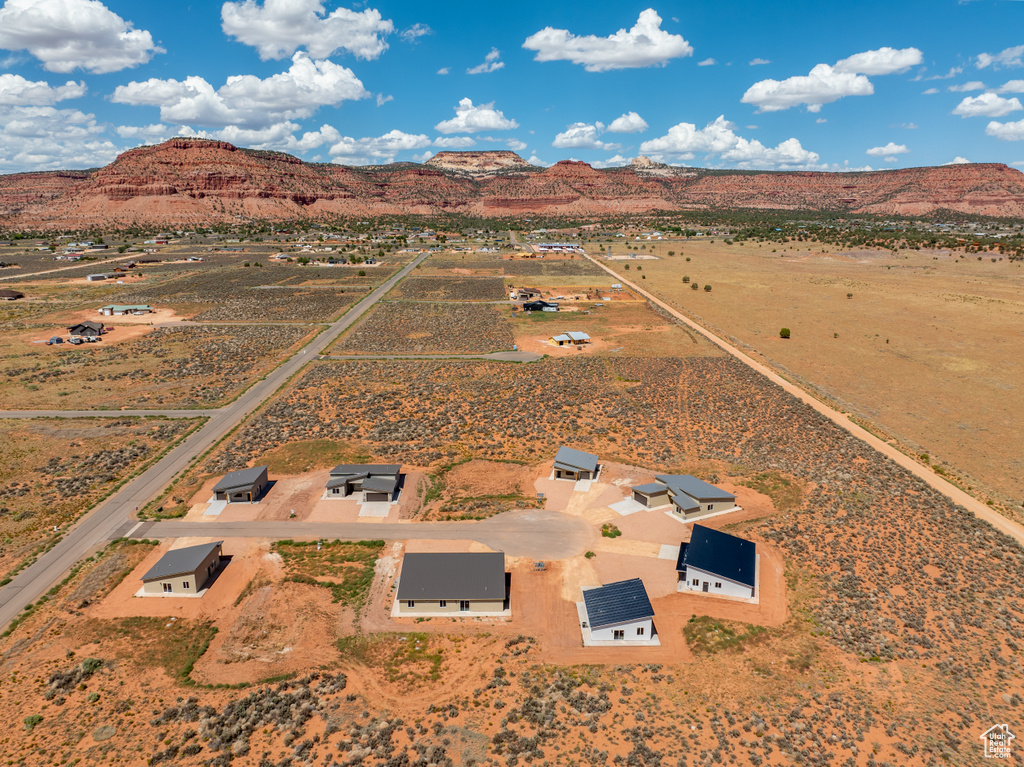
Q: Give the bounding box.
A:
[603,239,1024,519]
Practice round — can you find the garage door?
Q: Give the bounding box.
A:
[365,492,389,502]
[632,490,648,505]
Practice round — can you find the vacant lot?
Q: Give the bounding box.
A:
[391,275,506,301]
[331,302,515,355]
[603,240,1024,512]
[0,417,199,580]
[0,323,314,409]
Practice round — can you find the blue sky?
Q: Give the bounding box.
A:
[1,0,1024,173]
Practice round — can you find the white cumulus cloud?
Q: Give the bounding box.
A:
[0,74,86,106]
[749,58,771,66]
[376,93,393,107]
[922,87,939,95]
[945,156,971,164]
[953,93,1023,117]
[522,9,692,72]
[433,136,476,148]
[506,138,527,151]
[866,142,909,156]
[996,79,1024,93]
[329,129,431,165]
[0,104,119,172]
[467,48,504,74]
[697,57,716,67]
[437,67,450,75]
[552,122,621,150]
[986,119,1024,140]
[607,111,648,133]
[591,154,631,168]
[434,98,518,133]
[977,44,1024,70]
[400,23,431,43]
[742,47,922,112]
[112,52,367,129]
[221,0,393,60]
[639,115,821,169]
[0,0,162,73]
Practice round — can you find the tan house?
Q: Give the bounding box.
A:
[395,552,508,617]
[212,466,269,503]
[140,541,223,596]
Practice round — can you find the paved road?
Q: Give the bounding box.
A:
[582,251,1024,548]
[133,509,590,560]
[0,253,429,630]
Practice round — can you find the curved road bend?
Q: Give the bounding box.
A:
[582,251,1024,548]
[0,253,429,630]
[137,509,591,561]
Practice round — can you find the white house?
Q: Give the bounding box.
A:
[676,524,756,599]
[581,578,654,641]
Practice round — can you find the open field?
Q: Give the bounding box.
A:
[0,323,315,409]
[330,302,516,355]
[0,418,199,581]
[601,239,1024,516]
[391,275,507,301]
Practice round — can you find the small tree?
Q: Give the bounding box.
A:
[780,327,791,339]
[690,282,699,291]
[682,275,689,283]
[704,284,712,292]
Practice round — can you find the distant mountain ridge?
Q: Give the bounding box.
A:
[1,138,1023,228]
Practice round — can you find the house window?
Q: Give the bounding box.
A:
[459,600,470,612]
[182,581,190,589]
[636,627,645,636]
[613,630,625,640]
[439,600,447,608]
[162,583,172,593]
[714,582,722,589]
[707,504,713,511]
[406,600,415,608]
[692,579,700,586]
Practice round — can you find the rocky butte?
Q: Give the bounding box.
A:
[2,138,1024,228]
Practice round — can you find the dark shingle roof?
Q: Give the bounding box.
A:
[655,474,735,502]
[396,552,505,601]
[362,475,398,493]
[141,541,222,582]
[582,578,654,629]
[212,465,268,494]
[329,464,401,477]
[682,524,756,587]
[554,446,599,473]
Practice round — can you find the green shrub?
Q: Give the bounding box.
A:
[779,327,791,339]
[24,715,42,732]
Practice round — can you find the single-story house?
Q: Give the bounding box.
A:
[581,578,655,641]
[86,274,108,282]
[68,321,105,338]
[0,289,23,301]
[550,331,591,346]
[326,463,402,501]
[99,304,152,316]
[522,300,558,312]
[553,446,599,481]
[510,287,542,301]
[140,541,223,596]
[395,552,507,616]
[212,465,269,503]
[676,524,756,599]
[647,474,737,519]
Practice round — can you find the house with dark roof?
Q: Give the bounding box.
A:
[580,578,655,642]
[522,300,558,312]
[395,552,508,616]
[326,464,402,502]
[68,320,105,338]
[633,474,737,519]
[212,465,269,503]
[676,524,756,599]
[0,289,23,301]
[553,446,599,481]
[140,541,223,596]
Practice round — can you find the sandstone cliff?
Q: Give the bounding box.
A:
[2,138,1023,228]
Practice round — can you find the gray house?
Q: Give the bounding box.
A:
[326,464,402,501]
[633,474,736,519]
[553,446,599,481]
[396,552,508,616]
[212,465,269,503]
[68,320,104,338]
[140,541,223,596]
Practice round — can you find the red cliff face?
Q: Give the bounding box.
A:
[2,139,1023,227]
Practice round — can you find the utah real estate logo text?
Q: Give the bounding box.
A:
[980,725,1015,759]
